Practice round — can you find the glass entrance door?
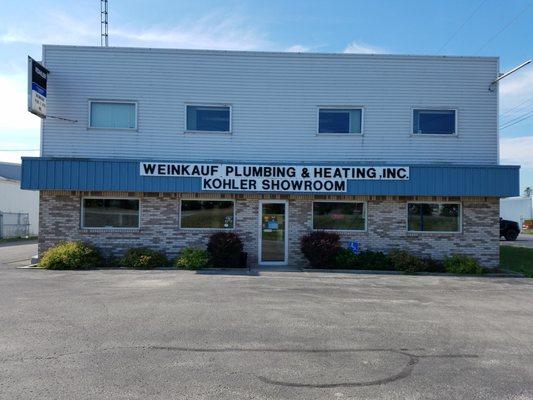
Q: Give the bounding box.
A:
[260,201,287,264]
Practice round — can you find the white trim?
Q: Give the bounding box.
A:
[410,107,458,136]
[88,100,138,130]
[179,199,235,230]
[42,45,500,62]
[80,196,141,230]
[316,106,364,135]
[406,201,462,234]
[258,200,289,266]
[312,200,367,232]
[184,103,232,134]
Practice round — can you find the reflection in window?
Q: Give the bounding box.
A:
[90,102,136,129]
[186,105,230,132]
[413,109,455,134]
[319,108,362,134]
[313,202,366,230]
[82,199,139,228]
[180,200,234,229]
[408,203,460,232]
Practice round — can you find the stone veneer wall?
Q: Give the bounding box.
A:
[38,191,500,267]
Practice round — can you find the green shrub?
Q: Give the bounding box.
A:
[175,247,211,270]
[39,241,102,270]
[300,231,341,268]
[388,249,426,273]
[444,254,483,274]
[207,232,244,267]
[422,257,446,273]
[357,250,393,270]
[333,248,359,269]
[119,247,169,269]
[334,249,392,270]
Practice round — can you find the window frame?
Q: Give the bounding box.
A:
[406,201,462,234]
[80,197,141,230]
[312,200,368,232]
[411,107,458,136]
[184,103,232,134]
[179,199,236,230]
[316,106,364,136]
[88,100,138,131]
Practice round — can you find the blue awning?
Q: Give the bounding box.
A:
[21,157,520,197]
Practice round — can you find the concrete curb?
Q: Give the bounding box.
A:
[16,266,525,278]
[302,268,525,278]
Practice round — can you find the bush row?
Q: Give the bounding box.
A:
[300,231,483,274]
[39,232,244,270]
[39,230,483,274]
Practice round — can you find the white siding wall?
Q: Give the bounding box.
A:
[0,180,39,235]
[41,46,499,164]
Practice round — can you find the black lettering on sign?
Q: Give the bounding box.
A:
[397,168,407,179]
[143,163,156,175]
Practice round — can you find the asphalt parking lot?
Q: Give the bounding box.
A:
[0,264,532,399]
[0,240,37,268]
[501,233,533,249]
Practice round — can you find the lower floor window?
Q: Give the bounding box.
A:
[407,203,460,232]
[313,201,366,230]
[82,198,140,228]
[180,200,234,229]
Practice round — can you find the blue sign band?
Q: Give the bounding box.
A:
[32,83,47,97]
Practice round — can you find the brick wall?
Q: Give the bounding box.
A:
[39,191,500,267]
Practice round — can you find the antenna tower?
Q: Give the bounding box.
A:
[101,0,109,47]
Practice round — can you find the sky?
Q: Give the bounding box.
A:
[0,0,532,193]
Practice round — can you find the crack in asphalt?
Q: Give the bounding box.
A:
[147,346,477,388]
[1,346,478,388]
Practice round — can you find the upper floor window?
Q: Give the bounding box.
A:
[186,105,231,133]
[318,108,362,134]
[89,101,137,129]
[413,109,456,135]
[407,202,461,232]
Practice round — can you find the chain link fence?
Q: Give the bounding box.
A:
[0,212,30,239]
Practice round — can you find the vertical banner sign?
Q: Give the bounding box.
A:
[27,56,49,118]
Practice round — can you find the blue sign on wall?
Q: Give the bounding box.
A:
[349,241,359,254]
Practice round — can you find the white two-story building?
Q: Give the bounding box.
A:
[22,45,520,267]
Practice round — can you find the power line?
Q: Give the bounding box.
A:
[500,98,532,118]
[476,1,533,54]
[437,0,488,54]
[500,110,533,130]
[501,108,533,126]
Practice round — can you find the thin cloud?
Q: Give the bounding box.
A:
[500,69,533,112]
[343,40,386,54]
[500,136,533,168]
[0,10,269,51]
[286,45,310,53]
[0,74,40,131]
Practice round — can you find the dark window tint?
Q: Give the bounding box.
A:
[82,199,139,228]
[186,105,230,132]
[413,110,455,134]
[181,200,234,228]
[313,202,365,230]
[407,203,460,232]
[319,109,362,133]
